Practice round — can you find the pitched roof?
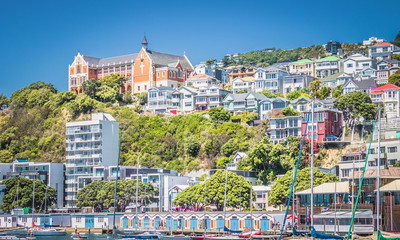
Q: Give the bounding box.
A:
[344,54,372,62]
[345,78,376,90]
[321,72,344,82]
[371,42,393,47]
[315,56,341,62]
[379,179,400,192]
[187,74,217,81]
[352,167,400,179]
[147,50,193,70]
[83,54,137,67]
[371,84,400,94]
[292,59,313,64]
[226,92,267,102]
[296,182,349,195]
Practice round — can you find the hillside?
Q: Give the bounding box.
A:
[0,81,266,174]
[221,43,366,67]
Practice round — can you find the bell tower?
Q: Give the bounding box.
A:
[141,35,148,50]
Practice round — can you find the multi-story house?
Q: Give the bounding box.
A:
[343,54,375,76]
[178,86,197,113]
[315,56,342,78]
[338,151,367,179]
[254,67,288,94]
[65,112,119,208]
[282,74,315,94]
[259,97,290,120]
[376,59,400,84]
[289,59,315,76]
[301,108,343,143]
[325,40,343,55]
[223,92,267,114]
[268,116,302,144]
[0,159,65,208]
[228,66,257,81]
[370,84,400,119]
[358,67,376,80]
[232,78,254,93]
[68,36,194,94]
[290,96,312,112]
[186,74,220,88]
[342,78,377,95]
[195,86,230,111]
[321,72,353,88]
[194,64,229,83]
[147,86,181,114]
[363,36,385,46]
[368,42,400,61]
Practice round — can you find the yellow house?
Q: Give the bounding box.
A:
[289,59,315,77]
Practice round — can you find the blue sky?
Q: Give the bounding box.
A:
[0,0,399,96]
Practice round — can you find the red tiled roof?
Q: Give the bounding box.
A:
[371,42,393,47]
[371,84,400,93]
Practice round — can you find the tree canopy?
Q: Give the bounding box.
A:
[174,170,254,211]
[77,179,158,212]
[208,106,232,122]
[333,91,377,127]
[269,168,338,206]
[0,177,57,211]
[388,70,400,86]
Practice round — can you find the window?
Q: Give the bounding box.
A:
[76,217,81,223]
[144,85,147,91]
[98,217,104,223]
[77,65,81,73]
[185,102,192,106]
[138,86,140,91]
[388,147,397,153]
[347,63,353,68]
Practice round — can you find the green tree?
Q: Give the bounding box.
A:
[82,79,101,99]
[308,80,322,93]
[388,70,400,86]
[208,107,232,122]
[282,107,300,116]
[334,91,377,127]
[319,86,332,99]
[77,179,158,212]
[269,168,338,206]
[96,84,119,103]
[259,90,277,98]
[391,31,400,47]
[0,94,9,109]
[333,85,343,98]
[0,177,57,211]
[174,170,254,211]
[206,59,216,67]
[137,92,148,106]
[286,90,301,100]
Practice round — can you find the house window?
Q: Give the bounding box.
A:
[144,85,147,91]
[98,217,104,223]
[138,86,140,91]
[76,217,81,223]
[347,64,353,68]
[77,65,81,73]
[388,147,397,153]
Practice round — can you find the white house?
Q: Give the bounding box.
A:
[363,37,385,46]
[282,74,315,94]
[232,78,254,93]
[368,42,400,61]
[314,56,342,78]
[178,86,197,113]
[370,84,400,119]
[343,54,375,76]
[342,78,377,95]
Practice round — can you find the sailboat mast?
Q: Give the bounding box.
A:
[310,100,314,227]
[223,167,228,234]
[135,155,140,229]
[377,108,381,231]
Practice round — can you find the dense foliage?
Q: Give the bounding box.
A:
[0,177,57,211]
[174,170,254,211]
[269,168,338,206]
[0,81,264,174]
[388,70,400,86]
[221,45,325,67]
[334,91,377,127]
[239,137,311,184]
[76,179,157,212]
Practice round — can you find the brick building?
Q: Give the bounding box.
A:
[68,36,194,94]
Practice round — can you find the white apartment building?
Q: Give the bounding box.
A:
[363,37,385,46]
[0,159,65,208]
[65,112,119,208]
[314,56,341,78]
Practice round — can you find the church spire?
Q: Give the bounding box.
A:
[141,35,148,50]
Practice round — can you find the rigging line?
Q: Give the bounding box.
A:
[278,109,311,240]
[345,117,377,240]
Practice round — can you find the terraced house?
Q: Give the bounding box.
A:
[68,36,194,94]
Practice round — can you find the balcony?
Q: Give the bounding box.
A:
[65,196,77,201]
